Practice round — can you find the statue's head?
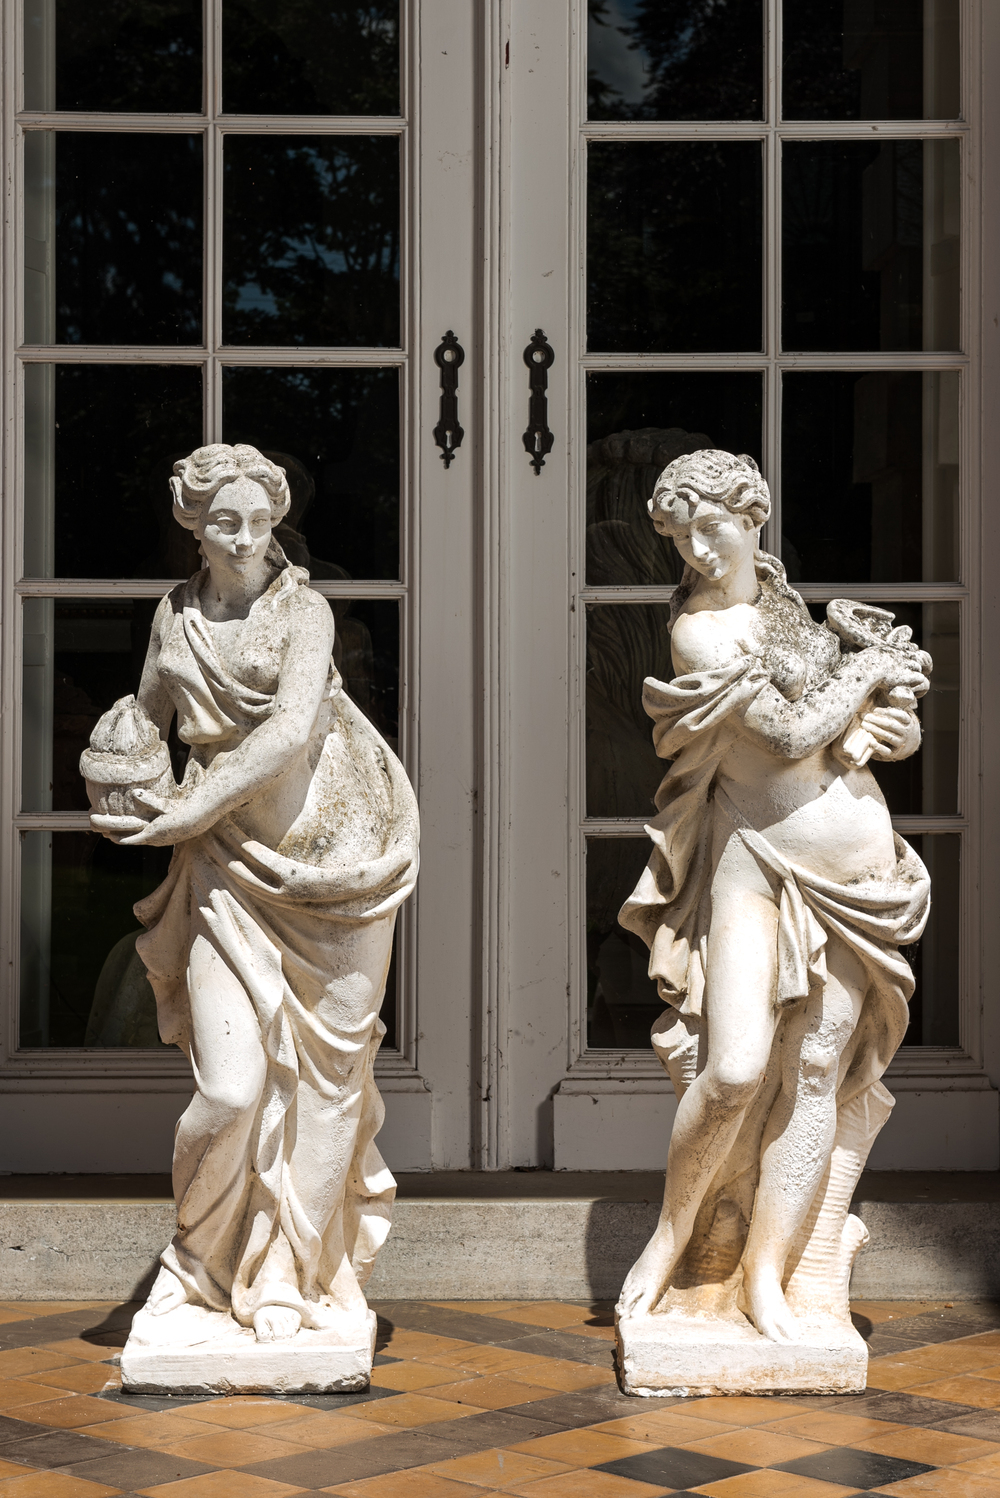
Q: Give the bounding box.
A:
[170,444,291,576]
[648,449,769,583]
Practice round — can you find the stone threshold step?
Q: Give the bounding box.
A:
[0,1172,998,1303]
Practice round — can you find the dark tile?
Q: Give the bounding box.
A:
[57,1449,216,1488]
[0,1413,62,1446]
[492,1330,614,1368]
[415,1410,567,1449]
[597,1448,754,1488]
[773,1447,935,1488]
[241,1428,481,1487]
[932,1408,1000,1440]
[0,1430,131,1468]
[833,1390,982,1425]
[373,1352,402,1366]
[268,1383,406,1412]
[864,1333,930,1358]
[502,1386,663,1428]
[372,1301,546,1348]
[878,1313,990,1345]
[96,1389,220,1413]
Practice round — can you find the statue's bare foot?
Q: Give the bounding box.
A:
[616,1234,675,1319]
[745,1267,800,1343]
[253,1306,302,1343]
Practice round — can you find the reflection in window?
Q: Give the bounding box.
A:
[783,0,959,121]
[222,0,399,115]
[904,835,960,1046]
[24,0,202,113]
[587,838,661,1049]
[586,372,762,586]
[782,371,959,583]
[587,604,670,818]
[782,139,960,353]
[223,366,399,580]
[223,135,400,346]
[23,363,204,580]
[588,141,763,352]
[588,0,763,121]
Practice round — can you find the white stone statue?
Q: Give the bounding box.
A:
[82,444,418,1394]
[614,450,931,1396]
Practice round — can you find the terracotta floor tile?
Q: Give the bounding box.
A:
[506,1472,670,1497]
[891,1343,1000,1374]
[0,1476,120,1498]
[866,1360,945,1391]
[3,1393,125,1427]
[850,1301,949,1325]
[134,1472,309,1497]
[256,1411,399,1448]
[491,1304,591,1331]
[507,1430,657,1465]
[872,1472,1000,1495]
[347,1392,486,1427]
[21,1360,119,1394]
[954,1450,1000,1474]
[371,1362,470,1392]
[380,1332,477,1361]
[674,1396,816,1427]
[75,1412,225,1447]
[694,1475,859,1498]
[161,1429,313,1466]
[429,1302,535,1316]
[324,1474,487,1496]
[590,1412,738,1443]
[0,1301,106,1315]
[762,1411,906,1443]
[0,1348,85,1378]
[904,1375,1000,1408]
[850,1424,1000,1464]
[0,1378,85,1409]
[422,1447,573,1487]
[0,1312,42,1327]
[680,1427,832,1465]
[179,1397,315,1429]
[0,1468,39,1483]
[562,1323,617,1343]
[959,1330,1000,1349]
[424,1347,540,1376]
[38,1338,125,1363]
[501,1359,613,1392]
[424,1376,561,1410]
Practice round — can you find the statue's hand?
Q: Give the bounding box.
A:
[90,813,147,845]
[861,706,921,761]
[112,788,212,847]
[859,646,930,700]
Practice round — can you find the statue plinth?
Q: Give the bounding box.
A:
[616,1309,867,1397]
[121,1311,377,1396]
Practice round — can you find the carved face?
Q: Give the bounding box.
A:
[197,476,272,574]
[656,495,756,581]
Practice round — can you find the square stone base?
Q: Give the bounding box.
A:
[120,1311,377,1395]
[616,1309,867,1397]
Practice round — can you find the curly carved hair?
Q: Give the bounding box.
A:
[169,444,291,532]
[648,448,771,534]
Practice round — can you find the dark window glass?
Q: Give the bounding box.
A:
[782,139,960,352]
[24,0,202,113]
[903,834,960,1046]
[781,371,959,583]
[223,0,399,115]
[783,0,960,121]
[20,830,173,1048]
[51,133,203,344]
[335,598,399,753]
[587,837,660,1049]
[223,366,399,580]
[588,0,763,121]
[587,372,762,586]
[23,363,203,580]
[587,604,670,818]
[805,599,958,817]
[588,141,762,352]
[223,135,400,346]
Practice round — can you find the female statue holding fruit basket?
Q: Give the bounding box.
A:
[615,450,932,1359]
[82,444,418,1376]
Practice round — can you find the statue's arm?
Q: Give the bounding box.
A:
[125,594,336,846]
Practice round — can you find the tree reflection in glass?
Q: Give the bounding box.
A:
[223,0,399,115]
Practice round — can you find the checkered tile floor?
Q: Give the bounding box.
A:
[0,1299,998,1496]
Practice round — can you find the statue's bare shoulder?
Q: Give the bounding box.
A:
[671,604,754,676]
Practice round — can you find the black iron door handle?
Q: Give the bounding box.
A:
[433,330,465,467]
[522,329,555,474]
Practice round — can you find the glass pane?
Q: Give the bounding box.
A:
[23,133,204,346]
[223,0,399,115]
[335,598,399,753]
[23,363,203,580]
[223,135,400,346]
[588,0,763,121]
[223,366,399,580]
[587,604,670,818]
[20,829,173,1048]
[782,139,960,352]
[588,141,763,352]
[783,0,960,121]
[24,0,202,113]
[587,837,660,1049]
[806,599,958,816]
[904,834,960,1046]
[781,371,959,583]
[587,372,762,586]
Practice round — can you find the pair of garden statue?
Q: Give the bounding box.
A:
[81,444,931,1397]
